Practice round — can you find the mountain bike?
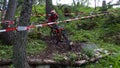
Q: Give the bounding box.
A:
[50,25,72,50]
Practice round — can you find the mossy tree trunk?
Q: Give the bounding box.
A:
[13,0,33,68]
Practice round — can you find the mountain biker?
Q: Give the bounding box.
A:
[48,9,59,30]
[47,10,72,50]
[47,9,60,43]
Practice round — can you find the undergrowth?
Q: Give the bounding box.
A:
[0,39,46,59]
[0,44,12,59]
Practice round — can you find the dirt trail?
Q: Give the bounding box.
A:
[29,36,84,59]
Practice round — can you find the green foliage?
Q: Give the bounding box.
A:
[27,39,46,55]
[62,8,120,67]
[67,52,77,62]
[28,28,40,39]
[99,13,120,44]
[28,26,51,39]
[32,5,45,14]
[53,52,77,62]
[40,26,51,36]
[85,53,120,68]
[69,28,99,42]
[81,41,120,68]
[31,5,46,23]
[9,65,15,68]
[99,41,120,53]
[0,39,46,59]
[70,30,92,42]
[53,52,65,62]
[54,5,66,20]
[81,43,98,58]
[76,6,94,13]
[0,45,12,59]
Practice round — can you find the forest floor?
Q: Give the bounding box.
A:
[28,36,84,60]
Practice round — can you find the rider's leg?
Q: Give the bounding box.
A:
[62,29,72,50]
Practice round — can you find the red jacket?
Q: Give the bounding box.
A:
[48,12,58,22]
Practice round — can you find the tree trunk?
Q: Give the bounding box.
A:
[4,0,17,21]
[3,0,7,10]
[1,0,7,20]
[46,0,52,19]
[73,0,76,6]
[13,0,33,68]
[1,0,17,45]
[94,0,96,10]
[102,0,107,12]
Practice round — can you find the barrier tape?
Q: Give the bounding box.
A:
[0,20,15,27]
[0,20,14,24]
[0,10,118,33]
[0,22,58,32]
[31,12,86,17]
[31,10,119,17]
[31,14,46,17]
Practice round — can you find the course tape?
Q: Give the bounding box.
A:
[0,11,118,33]
[32,12,86,17]
[0,22,57,32]
[31,10,118,17]
[0,20,14,24]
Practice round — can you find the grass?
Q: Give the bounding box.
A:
[53,52,65,62]
[27,39,46,55]
[0,39,46,59]
[84,52,120,68]
[53,52,77,62]
[0,44,13,59]
[62,8,120,67]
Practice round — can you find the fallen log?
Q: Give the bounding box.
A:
[0,59,12,66]
[0,54,109,66]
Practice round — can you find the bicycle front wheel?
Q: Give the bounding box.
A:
[62,30,72,50]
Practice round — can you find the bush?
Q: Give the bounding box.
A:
[99,13,120,44]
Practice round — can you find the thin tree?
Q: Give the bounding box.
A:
[13,0,33,68]
[3,0,7,10]
[73,0,76,6]
[1,0,18,45]
[46,0,53,19]
[76,0,90,6]
[94,0,96,10]
[94,0,101,10]
[102,0,107,12]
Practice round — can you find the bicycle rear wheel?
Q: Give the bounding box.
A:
[50,29,61,44]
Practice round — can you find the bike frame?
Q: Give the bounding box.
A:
[50,27,72,50]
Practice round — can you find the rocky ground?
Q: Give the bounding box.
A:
[28,36,84,60]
